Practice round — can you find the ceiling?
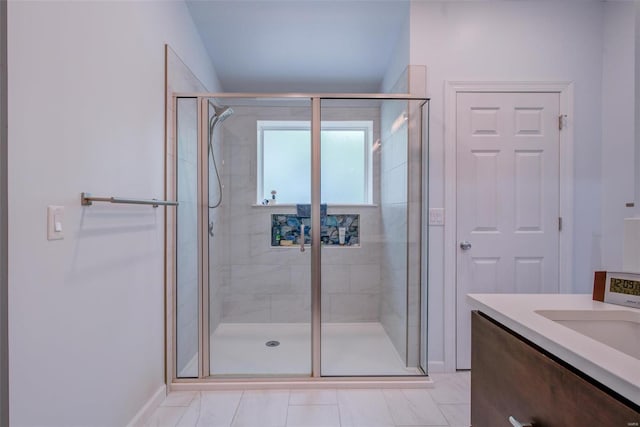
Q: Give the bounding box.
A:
[186,0,410,93]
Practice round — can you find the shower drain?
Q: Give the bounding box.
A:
[265,340,280,347]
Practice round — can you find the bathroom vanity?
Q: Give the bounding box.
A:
[468,294,640,427]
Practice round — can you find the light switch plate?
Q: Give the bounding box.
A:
[428,208,444,226]
[47,205,64,240]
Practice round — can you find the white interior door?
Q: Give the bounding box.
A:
[455,91,561,369]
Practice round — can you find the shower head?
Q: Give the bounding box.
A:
[208,103,234,137]
[213,105,234,124]
[207,102,233,210]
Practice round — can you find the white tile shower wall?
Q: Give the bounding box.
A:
[379,94,409,362]
[210,105,385,324]
[321,108,384,323]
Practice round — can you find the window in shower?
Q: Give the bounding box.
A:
[257,121,373,204]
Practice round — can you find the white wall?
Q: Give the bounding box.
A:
[410,1,605,370]
[8,1,218,425]
[380,13,409,94]
[601,2,636,270]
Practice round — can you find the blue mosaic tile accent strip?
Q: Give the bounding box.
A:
[271,214,360,247]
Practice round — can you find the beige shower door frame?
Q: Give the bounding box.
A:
[167,92,430,390]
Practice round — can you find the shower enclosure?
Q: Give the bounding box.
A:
[170,93,429,384]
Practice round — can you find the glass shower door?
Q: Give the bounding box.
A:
[319,98,426,376]
[174,94,427,380]
[205,97,313,376]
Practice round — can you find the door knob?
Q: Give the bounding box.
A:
[460,241,472,250]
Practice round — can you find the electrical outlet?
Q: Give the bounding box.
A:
[428,208,444,226]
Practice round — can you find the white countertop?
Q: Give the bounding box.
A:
[467,293,640,406]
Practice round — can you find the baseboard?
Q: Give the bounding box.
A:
[126,384,166,427]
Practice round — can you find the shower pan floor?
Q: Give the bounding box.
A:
[209,322,421,376]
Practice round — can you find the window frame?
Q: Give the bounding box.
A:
[256,120,374,205]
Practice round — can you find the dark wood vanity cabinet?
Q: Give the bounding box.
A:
[471,311,640,427]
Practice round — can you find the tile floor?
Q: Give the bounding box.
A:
[144,372,470,427]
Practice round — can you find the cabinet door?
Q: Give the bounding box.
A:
[471,311,640,426]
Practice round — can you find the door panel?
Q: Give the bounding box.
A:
[471,151,499,231]
[515,150,543,231]
[456,92,560,369]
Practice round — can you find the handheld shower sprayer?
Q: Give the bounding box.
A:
[207,102,234,209]
[208,105,234,136]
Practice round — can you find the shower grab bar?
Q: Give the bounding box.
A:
[80,192,179,208]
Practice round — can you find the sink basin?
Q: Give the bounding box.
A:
[535,310,640,360]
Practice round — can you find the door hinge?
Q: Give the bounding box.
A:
[559,217,563,231]
[558,114,566,131]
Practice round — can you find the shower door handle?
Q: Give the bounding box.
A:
[300,224,305,252]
